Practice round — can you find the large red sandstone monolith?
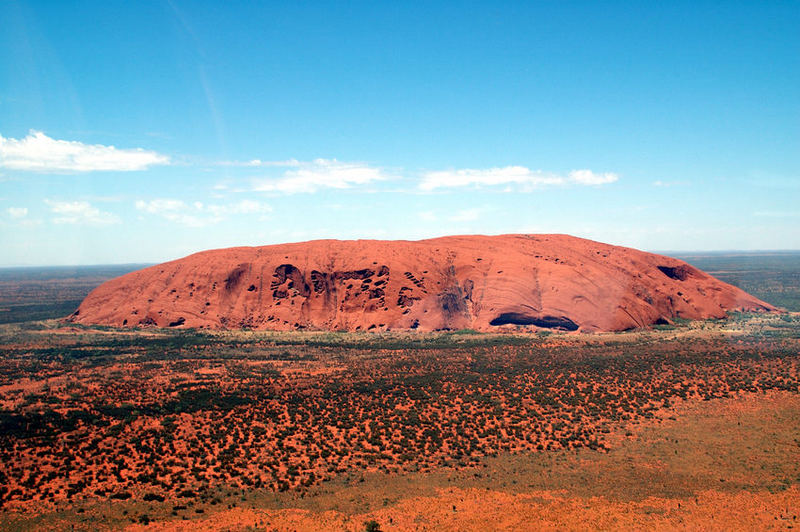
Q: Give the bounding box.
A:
[69,234,775,332]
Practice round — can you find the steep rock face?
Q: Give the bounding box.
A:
[69,234,775,332]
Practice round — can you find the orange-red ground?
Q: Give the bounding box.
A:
[0,314,797,530]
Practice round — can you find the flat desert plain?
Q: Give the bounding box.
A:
[0,314,797,530]
[0,252,798,530]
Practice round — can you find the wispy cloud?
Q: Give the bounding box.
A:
[136,199,206,227]
[253,158,388,194]
[568,169,618,185]
[220,158,301,168]
[136,199,186,213]
[45,200,120,225]
[0,130,169,172]
[205,199,272,217]
[419,166,618,191]
[3,206,42,228]
[135,198,271,227]
[7,207,28,219]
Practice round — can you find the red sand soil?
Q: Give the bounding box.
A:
[126,486,800,532]
[69,234,774,332]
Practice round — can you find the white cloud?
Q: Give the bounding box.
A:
[221,158,301,168]
[253,158,388,194]
[653,180,689,187]
[136,199,205,227]
[135,198,271,227]
[211,199,272,216]
[419,166,618,191]
[0,130,169,172]
[226,156,614,195]
[135,199,186,214]
[7,207,28,218]
[45,200,120,225]
[567,169,617,185]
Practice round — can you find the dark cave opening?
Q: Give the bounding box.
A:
[489,313,579,331]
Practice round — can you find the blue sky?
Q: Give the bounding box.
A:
[1,1,798,266]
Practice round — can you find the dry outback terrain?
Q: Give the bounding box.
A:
[0,313,798,530]
[0,245,798,531]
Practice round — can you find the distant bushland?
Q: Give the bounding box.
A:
[676,251,800,311]
[0,264,149,324]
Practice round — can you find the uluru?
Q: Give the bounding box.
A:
[69,234,774,333]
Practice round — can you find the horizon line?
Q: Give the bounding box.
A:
[3,249,800,269]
